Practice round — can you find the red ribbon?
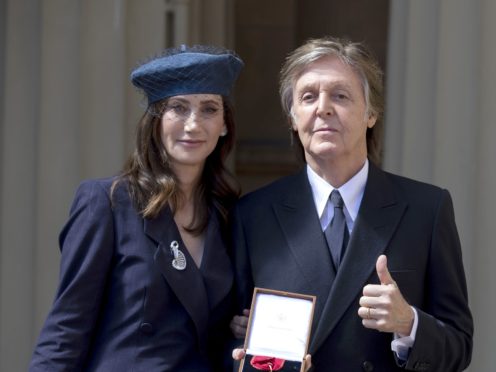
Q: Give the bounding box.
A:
[250,355,285,371]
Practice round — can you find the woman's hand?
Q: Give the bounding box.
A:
[232,348,246,361]
[230,309,250,339]
[302,354,312,372]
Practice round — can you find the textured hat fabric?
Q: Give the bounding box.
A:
[131,47,244,105]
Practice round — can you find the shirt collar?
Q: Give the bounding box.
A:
[306,159,369,222]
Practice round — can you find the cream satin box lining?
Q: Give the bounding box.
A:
[239,287,316,372]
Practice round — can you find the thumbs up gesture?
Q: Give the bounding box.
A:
[358,255,414,336]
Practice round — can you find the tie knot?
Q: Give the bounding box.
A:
[330,190,344,209]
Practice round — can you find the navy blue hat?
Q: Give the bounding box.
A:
[131,45,244,105]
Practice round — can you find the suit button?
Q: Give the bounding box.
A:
[140,322,154,334]
[362,361,374,371]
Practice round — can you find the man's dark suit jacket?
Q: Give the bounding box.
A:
[30,178,234,371]
[232,162,473,372]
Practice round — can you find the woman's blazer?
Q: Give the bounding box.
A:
[30,178,234,371]
[232,162,473,372]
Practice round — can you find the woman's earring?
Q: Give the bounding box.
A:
[220,128,228,137]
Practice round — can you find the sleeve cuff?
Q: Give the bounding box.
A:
[391,307,418,361]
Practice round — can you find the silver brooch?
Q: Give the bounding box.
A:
[170,240,186,270]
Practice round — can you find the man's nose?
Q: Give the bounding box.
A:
[316,95,334,117]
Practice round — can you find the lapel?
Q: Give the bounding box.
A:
[199,211,233,312]
[144,207,209,347]
[310,162,408,352]
[272,170,335,332]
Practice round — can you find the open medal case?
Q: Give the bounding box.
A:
[239,288,316,372]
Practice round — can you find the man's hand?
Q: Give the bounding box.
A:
[358,255,414,336]
[230,309,250,339]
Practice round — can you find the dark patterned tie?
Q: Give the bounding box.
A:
[324,190,349,269]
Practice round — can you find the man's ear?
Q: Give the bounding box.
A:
[367,113,377,129]
[290,109,298,130]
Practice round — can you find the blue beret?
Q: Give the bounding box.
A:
[131,46,244,105]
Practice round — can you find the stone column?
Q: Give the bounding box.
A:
[471,0,496,369]
[34,0,83,335]
[79,0,126,179]
[384,0,495,370]
[0,1,41,370]
[0,1,128,370]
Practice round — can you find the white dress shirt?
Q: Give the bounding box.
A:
[306,160,368,232]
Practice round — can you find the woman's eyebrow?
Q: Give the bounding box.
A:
[199,99,222,106]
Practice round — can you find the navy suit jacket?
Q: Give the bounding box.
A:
[30,178,234,371]
[232,162,473,372]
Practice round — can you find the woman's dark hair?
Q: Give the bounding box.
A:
[112,97,240,234]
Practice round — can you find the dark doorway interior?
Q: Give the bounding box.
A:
[233,0,390,193]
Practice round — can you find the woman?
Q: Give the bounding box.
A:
[30,45,244,371]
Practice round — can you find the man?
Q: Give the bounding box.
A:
[231,37,473,371]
